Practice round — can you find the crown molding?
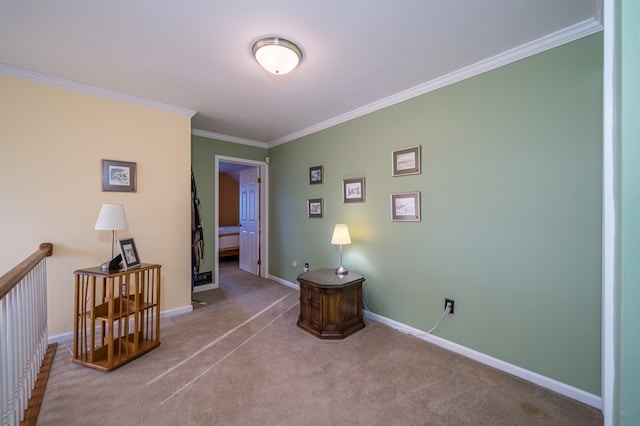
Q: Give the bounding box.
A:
[594,0,603,25]
[0,63,197,118]
[1,15,602,148]
[268,17,603,148]
[191,129,268,149]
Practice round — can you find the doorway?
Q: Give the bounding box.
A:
[213,155,268,287]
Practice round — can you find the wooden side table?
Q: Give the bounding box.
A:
[297,269,365,339]
[73,263,161,371]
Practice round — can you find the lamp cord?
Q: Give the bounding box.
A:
[427,302,452,334]
[361,294,451,335]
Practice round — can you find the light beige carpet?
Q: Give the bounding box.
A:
[37,265,603,425]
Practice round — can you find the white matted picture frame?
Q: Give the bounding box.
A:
[392,145,421,177]
[342,177,365,203]
[102,159,137,192]
[118,237,141,270]
[391,192,421,221]
[307,198,323,218]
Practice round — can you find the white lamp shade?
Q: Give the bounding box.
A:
[94,204,128,231]
[331,224,351,245]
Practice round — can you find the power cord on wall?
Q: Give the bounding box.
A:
[362,296,370,313]
[362,281,370,313]
[361,294,452,334]
[427,301,452,334]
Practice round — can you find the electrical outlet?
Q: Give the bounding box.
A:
[292,260,297,268]
[303,262,309,272]
[445,298,455,314]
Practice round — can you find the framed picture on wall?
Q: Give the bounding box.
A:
[342,177,365,203]
[307,198,324,218]
[391,192,421,221]
[309,165,323,184]
[102,159,137,192]
[392,145,421,177]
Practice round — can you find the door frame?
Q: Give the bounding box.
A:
[213,155,268,287]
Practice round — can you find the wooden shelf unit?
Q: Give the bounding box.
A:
[73,263,161,371]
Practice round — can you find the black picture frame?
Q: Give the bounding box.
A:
[392,145,421,177]
[391,192,421,221]
[102,159,137,192]
[342,177,365,203]
[307,198,324,218]
[309,165,323,184]
[118,237,141,270]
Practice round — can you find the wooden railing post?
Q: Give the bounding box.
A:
[0,243,54,426]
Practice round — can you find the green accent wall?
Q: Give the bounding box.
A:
[191,135,267,280]
[619,0,640,422]
[269,34,603,395]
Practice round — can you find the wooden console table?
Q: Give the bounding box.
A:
[73,263,161,371]
[297,269,365,339]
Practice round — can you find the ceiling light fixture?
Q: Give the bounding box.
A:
[252,37,303,75]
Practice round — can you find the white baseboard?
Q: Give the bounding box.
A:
[52,271,602,411]
[161,304,193,318]
[48,304,193,345]
[268,274,299,290]
[264,275,601,409]
[363,310,602,410]
[193,283,218,292]
[48,331,73,345]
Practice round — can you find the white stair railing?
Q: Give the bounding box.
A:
[0,243,53,426]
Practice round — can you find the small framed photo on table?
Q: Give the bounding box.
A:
[118,237,141,270]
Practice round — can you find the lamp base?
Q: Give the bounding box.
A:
[100,254,123,271]
[335,265,348,275]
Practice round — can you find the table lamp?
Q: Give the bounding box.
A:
[95,203,128,270]
[331,224,351,275]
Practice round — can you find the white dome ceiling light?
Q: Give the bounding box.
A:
[252,37,303,75]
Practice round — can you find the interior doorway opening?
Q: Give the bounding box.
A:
[210,155,268,289]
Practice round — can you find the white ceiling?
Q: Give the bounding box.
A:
[0,1,601,147]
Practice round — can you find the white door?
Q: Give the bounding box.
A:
[239,167,260,275]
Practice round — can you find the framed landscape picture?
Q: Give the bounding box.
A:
[391,192,421,221]
[102,159,137,192]
[392,145,421,177]
[342,177,365,203]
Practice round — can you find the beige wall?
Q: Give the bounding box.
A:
[0,75,193,335]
